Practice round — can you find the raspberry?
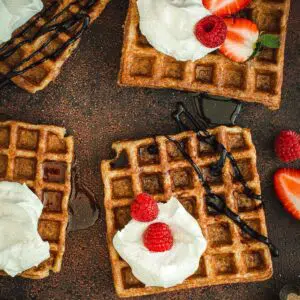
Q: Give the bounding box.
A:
[275,130,300,163]
[195,15,227,48]
[143,222,173,252]
[130,193,159,222]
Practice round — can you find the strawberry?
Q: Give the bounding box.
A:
[131,193,159,222]
[274,169,300,220]
[275,130,300,163]
[203,0,252,17]
[143,222,173,252]
[219,18,280,63]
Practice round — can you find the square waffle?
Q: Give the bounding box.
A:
[0,121,74,279]
[118,0,291,110]
[101,127,273,297]
[0,0,111,93]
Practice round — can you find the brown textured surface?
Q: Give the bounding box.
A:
[0,0,299,299]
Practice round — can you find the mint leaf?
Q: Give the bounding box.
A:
[259,34,280,48]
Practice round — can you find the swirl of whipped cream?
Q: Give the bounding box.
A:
[0,182,50,277]
[137,0,218,62]
[113,197,207,288]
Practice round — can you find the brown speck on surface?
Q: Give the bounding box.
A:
[0,0,299,299]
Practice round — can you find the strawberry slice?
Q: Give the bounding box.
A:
[219,18,259,63]
[203,0,252,17]
[274,169,300,220]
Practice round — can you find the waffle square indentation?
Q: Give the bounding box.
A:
[227,133,247,151]
[141,173,164,195]
[111,177,134,199]
[254,10,283,33]
[38,220,61,242]
[138,144,160,166]
[46,133,67,153]
[234,159,254,182]
[243,250,266,272]
[255,71,277,94]
[122,268,144,289]
[43,161,67,183]
[208,222,233,247]
[224,67,246,90]
[0,126,10,148]
[257,48,278,64]
[198,140,217,157]
[14,157,37,180]
[0,155,8,178]
[136,26,151,48]
[214,254,237,275]
[202,165,223,186]
[240,219,261,243]
[130,56,155,77]
[167,138,189,161]
[190,257,207,278]
[179,197,198,219]
[234,191,259,212]
[17,128,39,150]
[206,193,224,216]
[114,206,131,230]
[170,168,194,190]
[42,190,64,213]
[163,58,186,80]
[195,64,215,84]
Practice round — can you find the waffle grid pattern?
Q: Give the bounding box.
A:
[118,0,291,110]
[0,0,110,93]
[0,121,74,279]
[101,127,273,297]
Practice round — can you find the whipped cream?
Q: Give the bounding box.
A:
[0,182,50,277]
[113,197,207,288]
[0,0,43,44]
[137,0,218,62]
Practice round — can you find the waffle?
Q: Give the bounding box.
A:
[0,0,110,93]
[0,121,74,279]
[118,0,291,110]
[101,127,273,297]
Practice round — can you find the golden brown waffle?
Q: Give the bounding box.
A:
[0,121,74,279]
[0,0,110,93]
[118,0,291,110]
[101,127,273,297]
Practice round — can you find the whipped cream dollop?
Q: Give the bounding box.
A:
[0,0,43,44]
[0,182,50,277]
[113,197,207,288]
[137,0,217,62]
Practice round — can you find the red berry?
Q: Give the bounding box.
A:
[195,15,227,48]
[275,131,300,163]
[130,193,159,222]
[143,222,173,252]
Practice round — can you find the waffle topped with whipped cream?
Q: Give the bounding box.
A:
[0,121,73,279]
[0,0,110,93]
[101,127,273,297]
[118,0,291,110]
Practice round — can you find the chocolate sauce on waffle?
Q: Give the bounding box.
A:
[68,162,99,232]
[0,0,98,88]
[165,102,278,257]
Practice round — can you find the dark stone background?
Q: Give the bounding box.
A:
[0,0,299,299]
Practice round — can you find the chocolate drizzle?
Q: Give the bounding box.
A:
[0,0,98,89]
[168,102,278,257]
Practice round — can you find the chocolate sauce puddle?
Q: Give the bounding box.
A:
[164,102,278,256]
[0,0,98,89]
[68,162,99,232]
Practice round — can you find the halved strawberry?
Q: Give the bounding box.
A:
[274,169,300,220]
[219,18,259,63]
[203,0,252,17]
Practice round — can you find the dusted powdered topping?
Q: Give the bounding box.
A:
[137,0,218,61]
[113,197,207,288]
[0,182,50,277]
[0,0,43,44]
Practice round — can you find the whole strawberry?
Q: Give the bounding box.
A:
[143,222,173,252]
[131,193,159,222]
[275,130,300,163]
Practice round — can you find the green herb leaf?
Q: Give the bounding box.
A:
[259,34,280,48]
